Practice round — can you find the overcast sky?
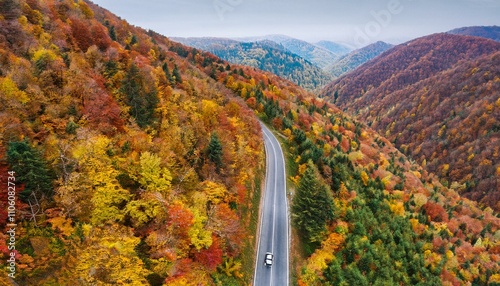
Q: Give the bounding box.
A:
[91,0,500,47]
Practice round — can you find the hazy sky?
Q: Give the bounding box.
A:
[92,0,500,47]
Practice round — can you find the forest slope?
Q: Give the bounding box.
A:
[240,34,346,69]
[0,0,274,284]
[217,58,500,285]
[173,37,333,91]
[315,40,352,56]
[320,33,500,210]
[328,41,393,78]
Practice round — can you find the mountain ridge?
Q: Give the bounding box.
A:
[328,41,394,78]
[448,25,500,42]
[236,34,350,69]
[320,33,500,210]
[173,36,334,91]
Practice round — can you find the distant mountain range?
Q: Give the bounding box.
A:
[174,35,398,89]
[448,25,500,42]
[315,40,353,55]
[237,35,352,69]
[173,37,334,91]
[328,41,394,78]
[320,33,500,210]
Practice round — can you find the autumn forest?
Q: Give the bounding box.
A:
[0,0,499,285]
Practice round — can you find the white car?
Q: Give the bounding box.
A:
[264,252,273,267]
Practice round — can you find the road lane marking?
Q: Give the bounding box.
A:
[255,123,290,286]
[268,128,278,286]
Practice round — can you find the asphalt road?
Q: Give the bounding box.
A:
[254,123,289,286]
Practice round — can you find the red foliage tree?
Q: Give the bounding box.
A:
[167,202,194,240]
[70,17,93,52]
[83,91,124,136]
[423,202,448,222]
[193,235,223,272]
[90,22,112,51]
[214,203,242,256]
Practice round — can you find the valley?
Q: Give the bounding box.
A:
[0,1,499,285]
[320,33,500,211]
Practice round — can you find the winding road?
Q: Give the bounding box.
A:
[254,123,289,286]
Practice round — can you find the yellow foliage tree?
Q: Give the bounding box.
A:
[219,257,242,278]
[389,200,405,216]
[48,217,75,237]
[75,224,151,285]
[90,168,131,225]
[413,193,428,209]
[78,0,94,19]
[138,151,172,197]
[72,136,131,225]
[360,171,369,186]
[300,233,345,285]
[201,99,220,128]
[125,196,164,227]
[189,209,212,250]
[202,180,228,205]
[0,76,30,104]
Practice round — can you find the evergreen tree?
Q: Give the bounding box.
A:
[172,64,182,84]
[292,161,336,249]
[120,63,158,128]
[7,140,54,201]
[109,25,117,41]
[207,133,223,173]
[162,62,174,85]
[333,90,339,103]
[130,34,138,45]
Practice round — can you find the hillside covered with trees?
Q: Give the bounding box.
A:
[0,0,270,284]
[250,34,346,70]
[173,37,333,92]
[315,40,352,57]
[321,34,500,211]
[0,1,499,285]
[219,58,500,285]
[328,41,393,78]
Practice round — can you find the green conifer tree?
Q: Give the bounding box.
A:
[109,26,117,41]
[7,140,54,200]
[207,133,223,173]
[162,62,174,85]
[292,161,336,248]
[120,63,158,128]
[172,64,182,84]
